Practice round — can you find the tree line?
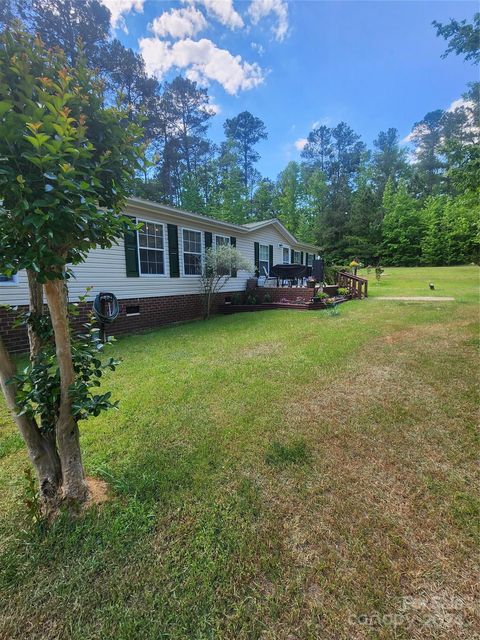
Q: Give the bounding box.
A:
[2,1,478,266]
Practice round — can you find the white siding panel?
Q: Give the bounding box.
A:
[0,207,317,306]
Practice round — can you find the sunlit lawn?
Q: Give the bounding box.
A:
[0,265,478,639]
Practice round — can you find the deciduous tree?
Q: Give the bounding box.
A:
[0,29,141,510]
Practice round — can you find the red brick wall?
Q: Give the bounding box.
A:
[255,287,313,303]
[0,290,243,354]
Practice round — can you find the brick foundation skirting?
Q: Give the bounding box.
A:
[254,287,313,302]
[0,290,243,354]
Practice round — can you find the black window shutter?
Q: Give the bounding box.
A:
[205,231,212,250]
[167,224,180,278]
[291,248,295,264]
[305,252,309,266]
[124,216,139,277]
[268,245,273,274]
[230,236,237,277]
[254,242,260,277]
[301,251,304,265]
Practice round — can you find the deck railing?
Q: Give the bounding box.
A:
[338,272,368,298]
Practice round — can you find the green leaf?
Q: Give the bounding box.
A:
[0,101,12,117]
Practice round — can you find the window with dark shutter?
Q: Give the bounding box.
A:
[230,236,237,277]
[254,242,260,277]
[124,216,139,277]
[167,224,180,277]
[204,231,212,250]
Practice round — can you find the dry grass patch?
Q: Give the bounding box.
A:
[253,311,479,639]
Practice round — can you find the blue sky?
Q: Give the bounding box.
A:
[102,0,477,178]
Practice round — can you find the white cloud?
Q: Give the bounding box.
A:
[150,7,207,39]
[403,96,479,145]
[447,97,476,116]
[248,0,289,41]
[139,37,264,94]
[251,42,265,55]
[311,117,331,129]
[182,0,243,29]
[294,138,308,151]
[100,0,145,32]
[207,98,222,115]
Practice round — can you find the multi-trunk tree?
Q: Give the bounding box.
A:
[0,28,141,512]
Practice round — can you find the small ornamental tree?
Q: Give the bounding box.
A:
[0,28,142,511]
[200,245,252,319]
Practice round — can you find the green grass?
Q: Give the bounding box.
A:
[0,265,479,639]
[360,264,479,303]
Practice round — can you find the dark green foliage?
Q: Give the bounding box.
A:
[2,8,476,268]
[0,27,142,282]
[224,110,267,191]
[13,314,120,430]
[382,180,424,266]
[433,13,480,64]
[265,439,310,466]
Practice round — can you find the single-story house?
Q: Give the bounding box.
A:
[0,197,320,352]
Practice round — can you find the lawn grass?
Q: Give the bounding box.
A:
[0,265,479,639]
[360,264,478,303]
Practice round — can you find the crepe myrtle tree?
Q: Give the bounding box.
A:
[0,28,142,510]
[200,245,253,319]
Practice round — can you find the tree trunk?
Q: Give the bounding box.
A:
[44,277,88,504]
[26,269,44,359]
[0,336,62,509]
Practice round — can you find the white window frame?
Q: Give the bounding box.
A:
[214,234,232,275]
[214,234,230,247]
[0,273,18,286]
[282,247,290,264]
[259,244,270,277]
[293,250,301,264]
[182,227,203,277]
[137,218,167,277]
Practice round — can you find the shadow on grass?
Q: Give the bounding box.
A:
[265,438,311,467]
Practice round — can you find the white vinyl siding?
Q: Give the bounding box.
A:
[182,228,202,275]
[0,202,319,306]
[138,219,165,276]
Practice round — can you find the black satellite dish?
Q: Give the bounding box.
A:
[92,292,119,342]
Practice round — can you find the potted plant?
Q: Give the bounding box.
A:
[314,291,329,304]
[307,277,316,289]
